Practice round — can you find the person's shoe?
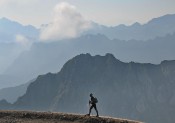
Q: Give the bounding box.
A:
[86,114,90,116]
[96,115,99,117]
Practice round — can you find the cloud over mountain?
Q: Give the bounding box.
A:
[15,34,32,49]
[40,2,91,41]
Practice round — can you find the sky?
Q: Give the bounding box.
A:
[0,0,175,27]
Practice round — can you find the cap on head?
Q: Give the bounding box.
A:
[90,93,93,96]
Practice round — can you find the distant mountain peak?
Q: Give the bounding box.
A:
[105,53,115,58]
[0,17,11,22]
[132,22,141,27]
[161,59,175,65]
[147,13,175,24]
[71,53,118,62]
[86,13,175,41]
[0,17,21,26]
[0,17,39,42]
[59,53,121,75]
[0,17,36,28]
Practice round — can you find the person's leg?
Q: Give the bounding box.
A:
[94,104,99,117]
[88,105,93,115]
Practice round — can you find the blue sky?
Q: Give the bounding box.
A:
[0,0,175,27]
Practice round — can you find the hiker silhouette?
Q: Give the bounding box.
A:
[87,93,99,117]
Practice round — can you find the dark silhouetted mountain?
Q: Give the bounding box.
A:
[86,14,175,40]
[1,54,175,123]
[4,33,175,85]
[0,17,39,42]
[0,79,33,103]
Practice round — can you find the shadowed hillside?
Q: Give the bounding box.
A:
[0,110,142,123]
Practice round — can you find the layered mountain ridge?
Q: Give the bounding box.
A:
[1,14,175,88]
[0,17,39,42]
[87,14,175,40]
[4,32,175,85]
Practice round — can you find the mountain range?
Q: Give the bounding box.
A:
[4,32,175,86]
[0,17,39,43]
[1,14,175,43]
[0,14,175,88]
[1,54,175,123]
[86,14,175,40]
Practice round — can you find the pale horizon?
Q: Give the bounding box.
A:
[0,0,175,28]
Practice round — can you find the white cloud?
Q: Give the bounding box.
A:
[15,34,32,48]
[40,2,91,41]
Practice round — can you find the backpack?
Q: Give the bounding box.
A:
[92,97,98,103]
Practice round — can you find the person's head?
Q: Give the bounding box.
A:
[90,93,93,97]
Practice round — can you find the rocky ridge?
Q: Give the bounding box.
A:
[0,110,142,123]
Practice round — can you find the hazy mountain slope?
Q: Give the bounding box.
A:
[0,74,22,89]
[2,54,175,123]
[87,14,175,40]
[0,17,39,42]
[0,42,24,74]
[0,80,33,103]
[0,18,39,74]
[4,33,175,85]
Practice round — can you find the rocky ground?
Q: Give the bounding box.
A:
[0,110,143,123]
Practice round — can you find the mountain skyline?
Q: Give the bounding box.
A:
[86,14,175,40]
[1,0,175,28]
[0,13,175,88]
[0,13,175,43]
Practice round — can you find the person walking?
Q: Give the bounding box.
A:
[87,93,99,117]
